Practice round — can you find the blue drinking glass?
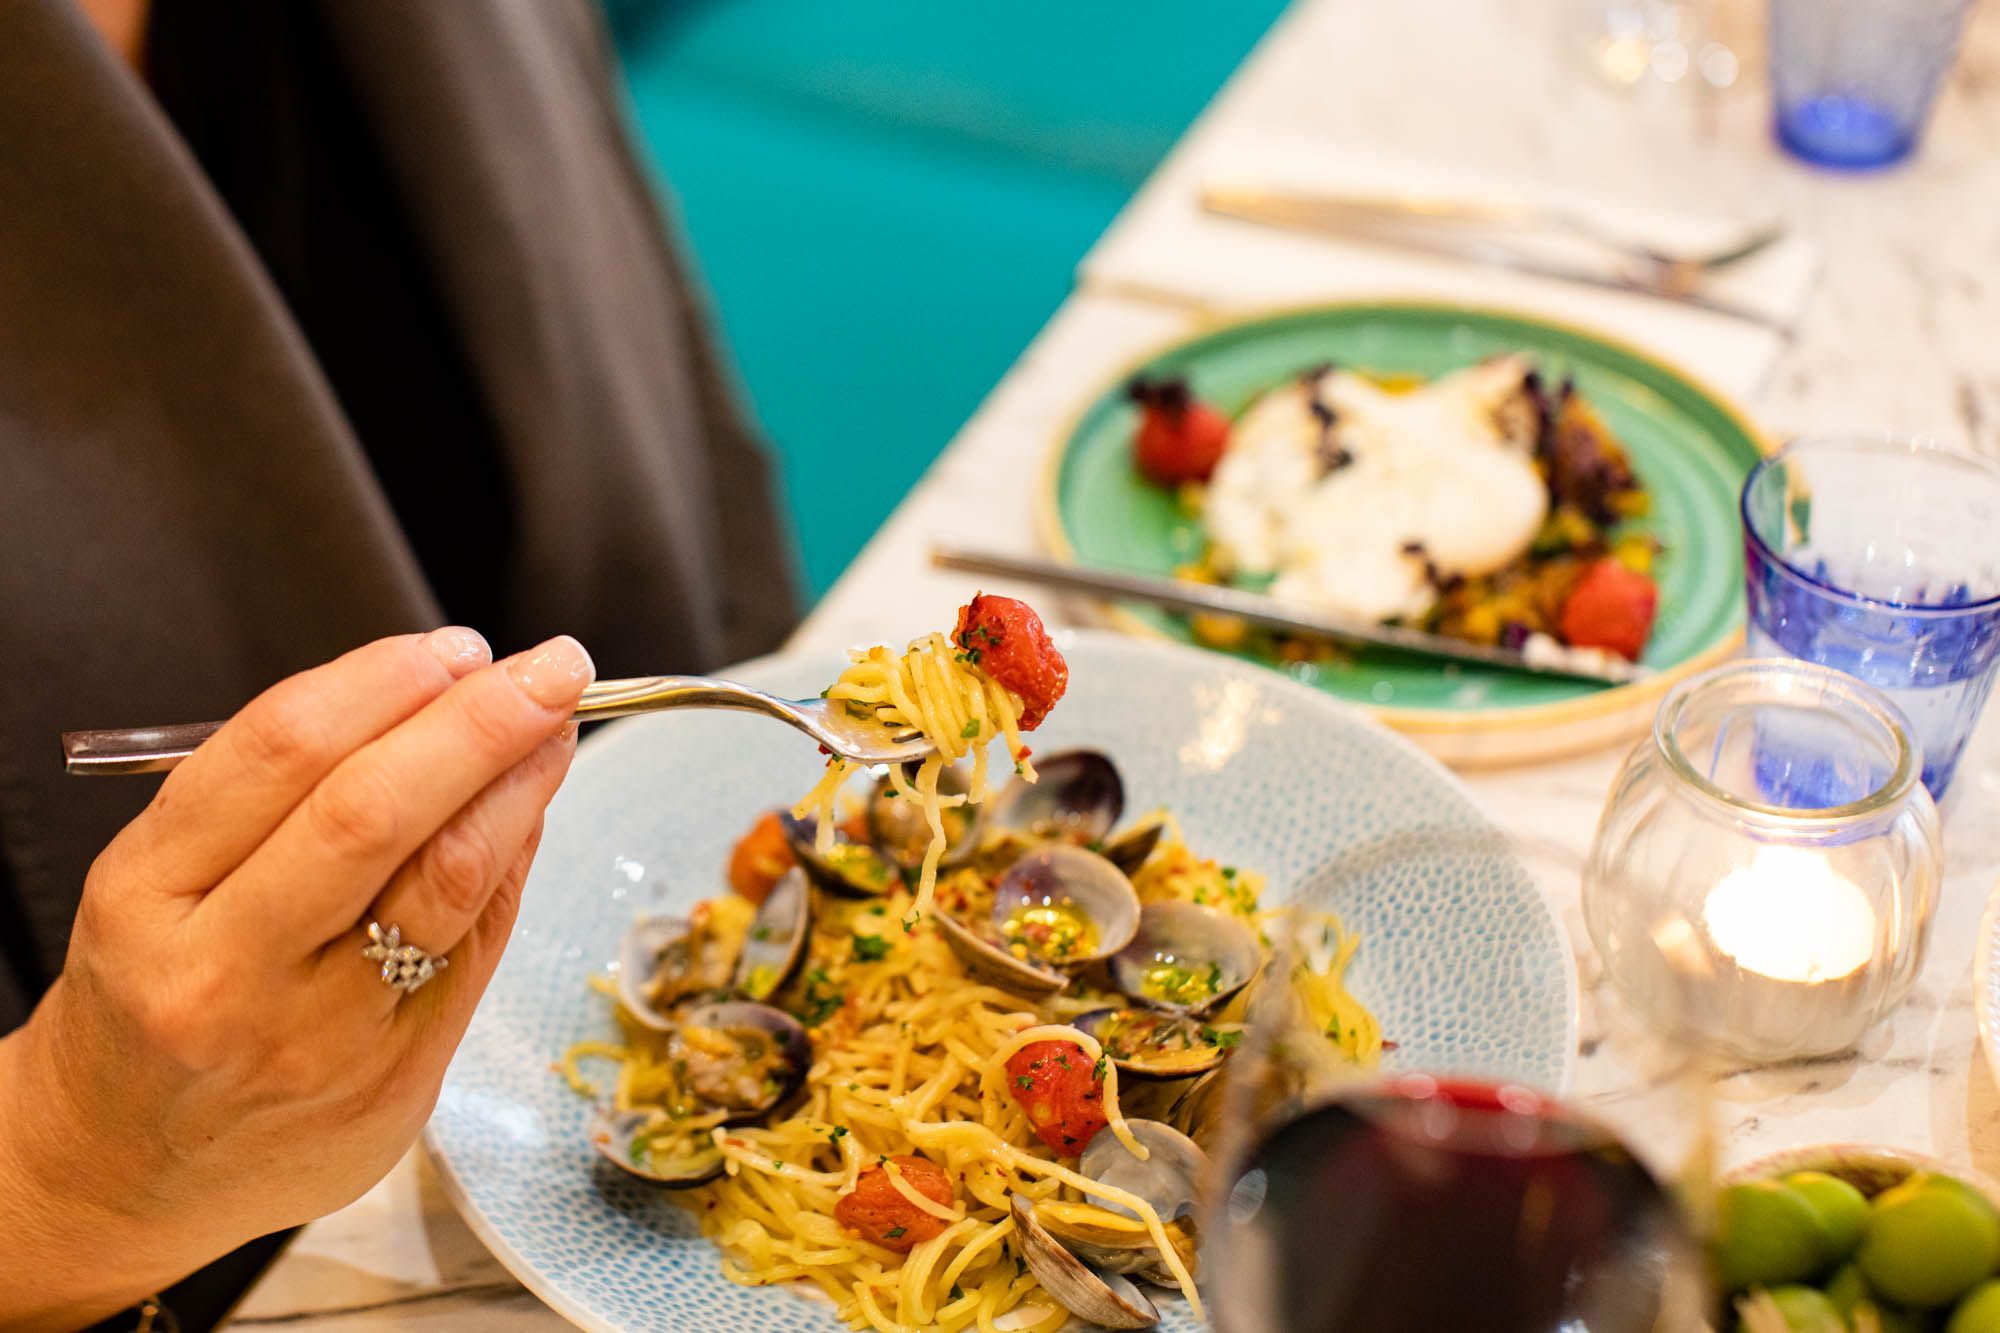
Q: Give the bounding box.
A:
[1769,0,1971,169]
[1742,437,2000,798]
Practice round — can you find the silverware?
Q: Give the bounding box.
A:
[1200,185,1788,328]
[61,676,935,776]
[930,546,1649,686]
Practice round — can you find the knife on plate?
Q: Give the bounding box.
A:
[929,545,1649,686]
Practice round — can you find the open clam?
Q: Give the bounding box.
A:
[1109,901,1261,1016]
[1011,1195,1159,1329]
[1042,1118,1211,1287]
[1073,1007,1230,1079]
[1081,1119,1208,1226]
[667,999,812,1121]
[731,867,811,1002]
[937,846,1142,995]
[988,749,1124,845]
[587,1107,725,1187]
[867,764,983,872]
[617,910,743,1031]
[780,811,902,898]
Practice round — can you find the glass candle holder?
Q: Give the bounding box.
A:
[1583,660,1942,1063]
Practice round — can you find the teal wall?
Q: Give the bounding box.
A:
[610,2,1289,595]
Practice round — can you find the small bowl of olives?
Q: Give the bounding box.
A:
[1714,1145,2000,1332]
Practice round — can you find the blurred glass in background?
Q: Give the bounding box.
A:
[1767,0,1973,168]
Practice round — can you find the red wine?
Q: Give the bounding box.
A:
[1205,1077,1696,1333]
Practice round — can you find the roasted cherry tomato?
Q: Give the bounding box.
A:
[953,595,1068,729]
[1004,1040,1109,1156]
[833,1155,955,1252]
[1128,375,1231,486]
[1558,558,1659,662]
[726,810,797,903]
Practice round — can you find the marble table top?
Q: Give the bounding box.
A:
[232,0,2000,1325]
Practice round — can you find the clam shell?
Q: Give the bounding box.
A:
[587,1107,725,1187]
[1073,1007,1228,1080]
[731,867,810,1002]
[1082,1119,1209,1226]
[780,812,902,898]
[616,916,693,1031]
[673,999,812,1122]
[989,846,1141,968]
[989,750,1124,844]
[1109,901,1261,1017]
[1010,1195,1159,1330]
[935,908,1067,996]
[867,764,983,872]
[1101,813,1168,876]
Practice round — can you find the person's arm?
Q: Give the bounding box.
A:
[0,628,589,1329]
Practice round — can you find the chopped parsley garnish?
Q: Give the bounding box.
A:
[844,700,873,720]
[902,912,920,933]
[799,968,844,1026]
[1015,1075,1035,1089]
[1200,1027,1243,1050]
[851,934,892,962]
[885,1225,907,1239]
[1092,1055,1108,1081]
[949,1285,965,1302]
[1222,866,1238,880]
[829,1125,849,1141]
[960,718,981,738]
[749,925,773,942]
[1054,1054,1071,1070]
[870,903,887,914]
[772,1159,785,1170]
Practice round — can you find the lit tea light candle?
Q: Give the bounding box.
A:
[1699,845,1877,984]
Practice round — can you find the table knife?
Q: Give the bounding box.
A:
[929,546,1649,686]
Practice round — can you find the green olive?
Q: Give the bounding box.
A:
[1785,1171,1871,1263]
[1733,1285,1847,1332]
[1947,1279,2000,1333]
[1859,1176,2000,1308]
[1716,1181,1834,1292]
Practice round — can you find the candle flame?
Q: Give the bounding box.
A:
[1701,846,1876,984]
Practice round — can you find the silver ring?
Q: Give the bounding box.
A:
[363,921,449,995]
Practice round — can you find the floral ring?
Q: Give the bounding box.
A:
[362,921,449,996]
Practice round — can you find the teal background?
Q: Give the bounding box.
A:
[607,0,1291,595]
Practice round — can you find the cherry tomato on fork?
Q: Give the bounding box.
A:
[953,595,1068,729]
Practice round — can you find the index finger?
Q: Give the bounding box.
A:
[215,634,594,947]
[103,628,492,898]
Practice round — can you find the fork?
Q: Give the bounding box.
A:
[60,675,935,776]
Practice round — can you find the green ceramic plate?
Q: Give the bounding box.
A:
[1043,302,1769,757]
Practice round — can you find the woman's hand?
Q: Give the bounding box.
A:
[0,628,593,1329]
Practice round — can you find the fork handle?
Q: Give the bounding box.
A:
[61,675,775,776]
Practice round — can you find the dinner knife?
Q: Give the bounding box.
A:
[929,546,1649,686]
[1199,185,1786,330]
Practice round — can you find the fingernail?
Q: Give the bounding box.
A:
[420,625,491,675]
[507,635,595,709]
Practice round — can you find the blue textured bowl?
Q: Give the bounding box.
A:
[427,632,1577,1331]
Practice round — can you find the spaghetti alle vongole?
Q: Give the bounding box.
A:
[793,597,1069,925]
[565,731,1383,1333]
